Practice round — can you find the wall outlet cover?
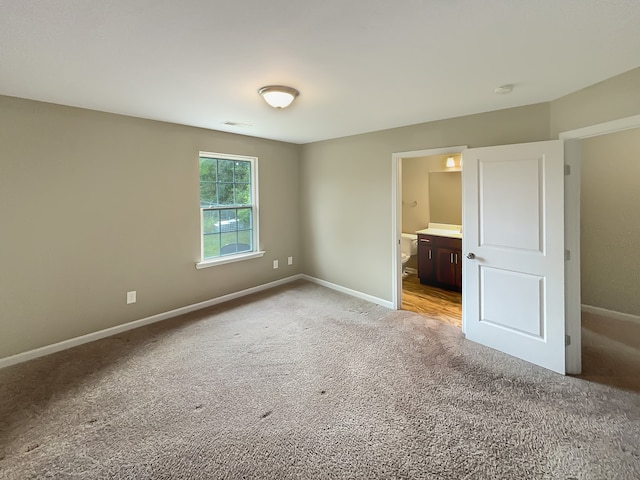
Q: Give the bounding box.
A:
[126,291,137,304]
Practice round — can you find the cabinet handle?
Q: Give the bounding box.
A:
[450,252,454,263]
[419,239,430,243]
[455,254,458,264]
[428,249,432,260]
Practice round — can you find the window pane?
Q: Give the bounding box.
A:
[218,184,234,205]
[218,209,237,232]
[202,209,220,234]
[203,233,220,259]
[200,182,217,206]
[220,232,238,254]
[238,229,252,250]
[235,161,250,183]
[237,208,252,230]
[234,184,250,205]
[218,160,234,183]
[199,158,217,182]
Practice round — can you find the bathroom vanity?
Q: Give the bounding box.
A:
[416,224,462,292]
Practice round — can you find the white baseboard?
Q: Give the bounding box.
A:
[301,274,394,309]
[581,304,640,325]
[405,267,417,275]
[0,274,304,370]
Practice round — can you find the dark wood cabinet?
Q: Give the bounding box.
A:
[417,235,435,284]
[418,234,462,291]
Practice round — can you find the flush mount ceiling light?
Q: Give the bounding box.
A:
[258,85,299,109]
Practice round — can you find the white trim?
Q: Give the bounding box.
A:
[564,139,582,375]
[196,250,265,269]
[560,114,640,140]
[301,274,394,309]
[0,274,304,370]
[582,304,640,326]
[391,146,467,311]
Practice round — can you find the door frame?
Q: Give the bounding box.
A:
[561,113,640,374]
[391,145,467,313]
[391,113,640,376]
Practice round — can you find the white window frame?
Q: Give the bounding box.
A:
[196,151,264,269]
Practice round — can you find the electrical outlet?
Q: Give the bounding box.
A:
[273,260,279,269]
[288,256,293,265]
[126,291,137,304]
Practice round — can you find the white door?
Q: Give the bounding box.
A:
[462,140,565,374]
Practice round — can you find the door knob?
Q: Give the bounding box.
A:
[466,252,476,259]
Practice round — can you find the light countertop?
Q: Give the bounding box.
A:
[416,223,462,239]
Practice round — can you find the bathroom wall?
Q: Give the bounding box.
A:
[401,155,447,233]
[402,154,461,234]
[429,170,462,225]
[580,127,640,316]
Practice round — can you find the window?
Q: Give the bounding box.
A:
[197,152,262,267]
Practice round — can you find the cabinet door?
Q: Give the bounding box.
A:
[417,236,435,284]
[436,247,457,287]
[454,249,462,290]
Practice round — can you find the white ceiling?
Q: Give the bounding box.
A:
[2,1,639,144]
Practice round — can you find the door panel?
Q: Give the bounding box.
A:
[463,140,565,374]
[480,157,542,251]
[480,267,544,338]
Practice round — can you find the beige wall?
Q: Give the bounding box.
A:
[402,154,460,234]
[0,96,301,359]
[300,104,551,301]
[551,67,640,136]
[580,127,640,316]
[429,170,462,226]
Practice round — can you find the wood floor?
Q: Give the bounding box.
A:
[402,273,461,328]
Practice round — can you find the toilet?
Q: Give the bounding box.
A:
[401,233,418,277]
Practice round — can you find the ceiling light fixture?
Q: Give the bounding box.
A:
[258,85,300,109]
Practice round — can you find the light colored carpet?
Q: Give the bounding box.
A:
[580,310,640,392]
[1,280,639,479]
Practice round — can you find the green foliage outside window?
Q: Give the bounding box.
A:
[200,156,254,259]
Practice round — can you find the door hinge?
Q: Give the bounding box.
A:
[565,250,571,261]
[565,335,571,346]
[564,164,571,176]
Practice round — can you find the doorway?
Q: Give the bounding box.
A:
[392,146,466,328]
[562,113,640,374]
[392,119,640,376]
[575,126,640,391]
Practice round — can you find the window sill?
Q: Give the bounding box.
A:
[195,250,265,269]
